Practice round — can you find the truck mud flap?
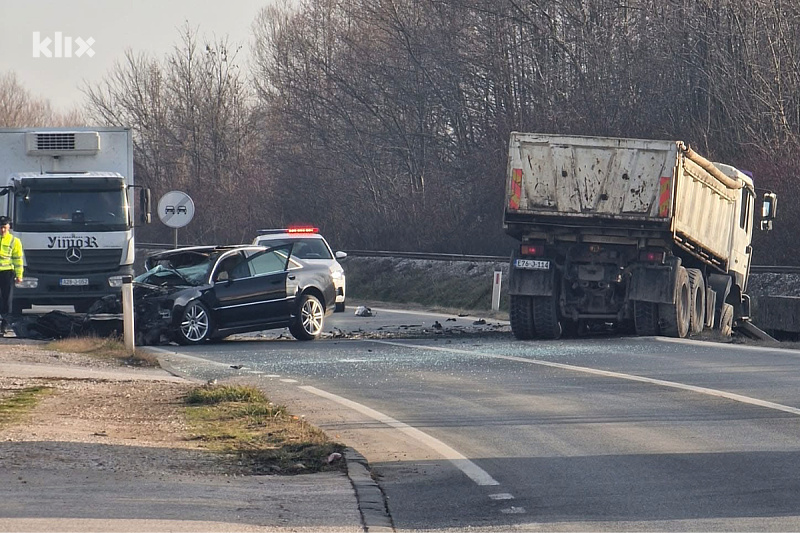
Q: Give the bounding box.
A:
[628,264,675,304]
[508,266,555,297]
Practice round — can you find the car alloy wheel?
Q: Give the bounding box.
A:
[178,300,212,344]
[290,293,324,340]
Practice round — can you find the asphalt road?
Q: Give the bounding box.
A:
[150,306,800,531]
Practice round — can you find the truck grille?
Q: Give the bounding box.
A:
[26,249,123,274]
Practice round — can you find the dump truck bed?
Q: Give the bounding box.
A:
[504,133,749,271]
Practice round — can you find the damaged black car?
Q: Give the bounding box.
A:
[131,244,336,345]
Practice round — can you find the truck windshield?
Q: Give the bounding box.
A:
[14,189,129,232]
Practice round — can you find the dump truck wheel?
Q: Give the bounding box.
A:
[718,303,734,338]
[510,295,535,340]
[532,296,562,339]
[634,300,660,336]
[659,266,691,338]
[687,268,706,336]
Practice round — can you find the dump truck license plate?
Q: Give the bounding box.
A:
[514,259,550,270]
[60,278,89,286]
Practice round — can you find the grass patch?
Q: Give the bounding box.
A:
[0,386,53,427]
[185,384,344,475]
[47,336,159,367]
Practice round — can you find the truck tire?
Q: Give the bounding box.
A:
[718,303,734,338]
[510,295,535,340]
[633,300,660,336]
[687,268,706,336]
[659,266,690,338]
[532,296,561,339]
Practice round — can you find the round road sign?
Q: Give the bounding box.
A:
[158,191,195,229]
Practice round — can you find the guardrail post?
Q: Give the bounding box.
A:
[122,275,135,355]
[492,270,502,312]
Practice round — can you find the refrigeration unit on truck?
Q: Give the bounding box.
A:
[0,128,151,314]
[503,132,777,340]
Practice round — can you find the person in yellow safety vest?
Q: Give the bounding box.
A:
[0,215,24,336]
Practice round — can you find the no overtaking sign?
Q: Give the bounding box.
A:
[158,191,195,229]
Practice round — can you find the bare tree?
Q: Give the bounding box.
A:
[0,71,85,127]
[84,25,264,245]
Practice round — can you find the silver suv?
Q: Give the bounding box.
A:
[253,227,347,312]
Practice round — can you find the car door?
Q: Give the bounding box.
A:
[209,251,265,327]
[245,245,295,326]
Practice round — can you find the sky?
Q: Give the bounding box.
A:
[0,0,273,113]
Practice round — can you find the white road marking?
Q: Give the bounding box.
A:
[501,506,527,514]
[489,493,515,500]
[370,340,800,416]
[657,336,800,356]
[280,378,298,383]
[298,385,500,486]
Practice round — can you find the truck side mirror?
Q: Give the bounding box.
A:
[761,192,777,231]
[140,188,152,224]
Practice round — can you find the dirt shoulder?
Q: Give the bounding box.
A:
[0,338,234,475]
[0,338,365,532]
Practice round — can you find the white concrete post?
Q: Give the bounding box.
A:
[491,270,502,312]
[122,275,135,354]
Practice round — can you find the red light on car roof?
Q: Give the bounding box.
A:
[287,226,319,234]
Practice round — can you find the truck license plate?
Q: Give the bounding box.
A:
[60,278,89,286]
[514,259,550,270]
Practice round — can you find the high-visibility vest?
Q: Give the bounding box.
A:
[0,233,24,278]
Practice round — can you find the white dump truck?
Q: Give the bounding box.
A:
[503,133,777,339]
[0,127,151,314]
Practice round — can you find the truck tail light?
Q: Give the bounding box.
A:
[520,244,543,256]
[640,250,664,263]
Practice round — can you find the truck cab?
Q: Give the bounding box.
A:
[0,128,150,314]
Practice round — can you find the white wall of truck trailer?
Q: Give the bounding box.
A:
[0,127,150,314]
[503,133,777,340]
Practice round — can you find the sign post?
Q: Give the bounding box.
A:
[122,275,135,355]
[157,191,195,247]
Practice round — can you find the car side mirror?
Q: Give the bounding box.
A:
[335,251,348,260]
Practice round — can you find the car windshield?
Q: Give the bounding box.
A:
[135,250,221,287]
[257,237,333,260]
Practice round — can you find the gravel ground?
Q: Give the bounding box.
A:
[0,339,365,533]
[0,340,232,476]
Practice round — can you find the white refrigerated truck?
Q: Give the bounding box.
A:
[0,127,150,314]
[503,132,777,339]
